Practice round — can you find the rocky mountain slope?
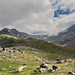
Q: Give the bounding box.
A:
[0,28,32,40]
[0,24,75,48]
[33,24,75,48]
[47,24,75,48]
[0,31,75,75]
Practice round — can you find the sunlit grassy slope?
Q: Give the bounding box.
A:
[0,34,19,39]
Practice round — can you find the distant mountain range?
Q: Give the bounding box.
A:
[0,27,75,59]
[33,24,75,48]
[0,28,32,40]
[0,24,75,48]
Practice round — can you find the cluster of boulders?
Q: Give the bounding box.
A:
[0,47,38,54]
[0,47,26,54]
[32,62,61,74]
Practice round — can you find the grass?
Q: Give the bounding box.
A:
[0,47,75,75]
[0,34,19,39]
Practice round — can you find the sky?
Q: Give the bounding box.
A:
[0,0,75,35]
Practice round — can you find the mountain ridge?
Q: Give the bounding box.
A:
[33,24,75,48]
[0,24,75,48]
[0,28,32,40]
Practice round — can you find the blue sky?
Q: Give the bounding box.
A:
[54,9,73,17]
[54,9,75,17]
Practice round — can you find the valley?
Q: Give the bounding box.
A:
[0,26,75,75]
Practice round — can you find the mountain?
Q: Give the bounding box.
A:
[0,28,32,40]
[47,24,75,48]
[33,24,75,48]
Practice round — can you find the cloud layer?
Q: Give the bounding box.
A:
[0,0,75,35]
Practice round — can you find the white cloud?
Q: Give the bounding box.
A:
[0,0,75,35]
[52,0,75,11]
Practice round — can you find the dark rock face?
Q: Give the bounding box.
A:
[47,24,75,48]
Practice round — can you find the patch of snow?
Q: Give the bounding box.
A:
[17,34,19,36]
[62,44,67,46]
[48,41,51,43]
[63,29,68,32]
[8,29,10,32]
[43,37,47,39]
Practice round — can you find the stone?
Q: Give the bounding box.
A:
[33,70,37,72]
[68,71,75,75]
[23,63,26,65]
[56,58,60,61]
[11,68,15,70]
[52,65,57,70]
[56,67,61,71]
[40,63,46,68]
[9,51,11,53]
[2,48,5,51]
[40,63,49,68]
[2,68,6,70]
[17,66,27,72]
[40,68,47,73]
[37,66,40,69]
[56,61,62,64]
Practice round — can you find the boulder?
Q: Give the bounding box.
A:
[23,63,26,65]
[37,66,40,69]
[68,71,75,75]
[56,61,62,64]
[52,65,57,70]
[40,63,50,68]
[17,66,27,72]
[40,63,46,68]
[11,68,15,70]
[56,58,60,61]
[39,68,47,73]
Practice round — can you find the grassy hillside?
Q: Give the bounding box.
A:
[0,34,75,59]
[0,34,18,39]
